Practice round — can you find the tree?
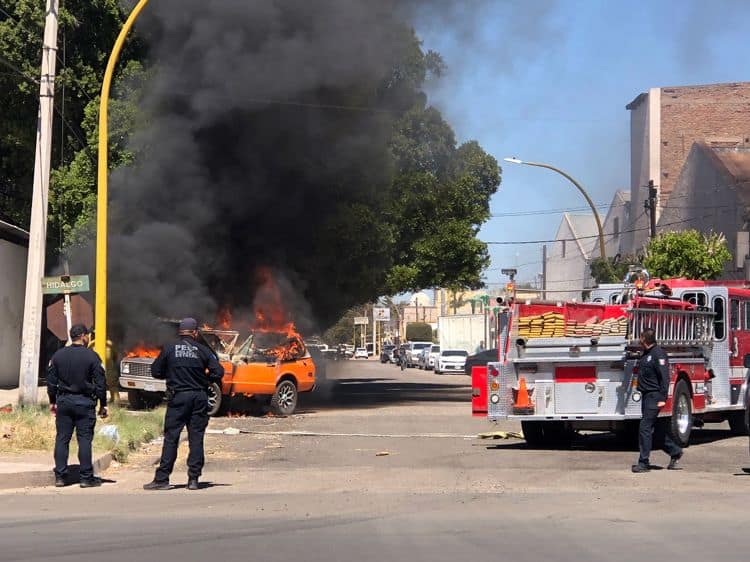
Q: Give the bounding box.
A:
[643,230,732,280]
[406,322,433,342]
[589,255,641,285]
[0,1,146,230]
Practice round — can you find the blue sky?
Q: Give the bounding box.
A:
[414,0,747,285]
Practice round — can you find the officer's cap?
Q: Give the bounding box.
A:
[179,317,198,331]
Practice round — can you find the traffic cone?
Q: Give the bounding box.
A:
[513,376,534,414]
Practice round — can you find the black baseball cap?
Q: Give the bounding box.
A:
[70,324,90,339]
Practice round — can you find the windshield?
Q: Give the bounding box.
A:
[431,345,440,352]
[443,350,468,357]
[413,343,431,350]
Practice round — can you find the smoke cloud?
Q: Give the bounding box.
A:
[91,0,433,346]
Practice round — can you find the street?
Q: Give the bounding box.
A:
[2,360,750,562]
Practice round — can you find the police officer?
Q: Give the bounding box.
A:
[47,324,108,488]
[143,318,224,491]
[632,327,683,473]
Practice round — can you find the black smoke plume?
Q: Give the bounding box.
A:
[98,0,428,346]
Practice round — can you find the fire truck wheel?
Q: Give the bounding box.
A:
[206,383,226,417]
[127,390,146,410]
[670,379,693,448]
[728,408,749,436]
[271,379,298,416]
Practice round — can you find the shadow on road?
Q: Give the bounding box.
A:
[298,378,471,412]
[485,427,744,453]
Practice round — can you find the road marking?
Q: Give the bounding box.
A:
[207,429,476,439]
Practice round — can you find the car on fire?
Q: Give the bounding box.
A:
[120,328,316,416]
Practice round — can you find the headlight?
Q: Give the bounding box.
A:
[121,363,130,374]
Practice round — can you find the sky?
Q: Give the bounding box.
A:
[414,0,748,286]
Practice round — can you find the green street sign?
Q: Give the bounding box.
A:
[41,275,90,294]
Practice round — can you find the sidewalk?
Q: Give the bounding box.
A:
[0,386,47,408]
[0,386,112,490]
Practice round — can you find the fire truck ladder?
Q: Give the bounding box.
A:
[628,306,715,347]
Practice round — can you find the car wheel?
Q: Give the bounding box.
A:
[728,389,749,435]
[207,383,226,417]
[670,379,692,447]
[127,390,146,410]
[142,392,163,409]
[271,379,298,416]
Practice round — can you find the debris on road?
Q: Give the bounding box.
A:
[476,430,524,440]
[375,451,390,456]
[0,404,12,414]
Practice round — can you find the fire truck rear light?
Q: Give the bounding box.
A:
[490,381,500,391]
[490,394,500,404]
[489,367,499,378]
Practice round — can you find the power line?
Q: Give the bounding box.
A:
[485,215,710,245]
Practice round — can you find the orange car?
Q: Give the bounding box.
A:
[120,329,316,416]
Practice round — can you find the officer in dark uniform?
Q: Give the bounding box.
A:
[47,324,108,488]
[632,327,683,473]
[144,318,224,490]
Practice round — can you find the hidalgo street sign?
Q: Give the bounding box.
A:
[41,275,90,295]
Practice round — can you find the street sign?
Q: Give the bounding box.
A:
[41,275,89,294]
[354,316,369,325]
[373,307,390,321]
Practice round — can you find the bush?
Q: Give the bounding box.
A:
[406,322,433,342]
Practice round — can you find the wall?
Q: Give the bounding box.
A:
[658,145,747,278]
[0,239,27,387]
[626,88,661,253]
[659,83,750,208]
[544,218,594,301]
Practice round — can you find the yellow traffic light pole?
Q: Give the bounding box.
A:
[95,0,150,362]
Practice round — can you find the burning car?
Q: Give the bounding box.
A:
[120,326,316,416]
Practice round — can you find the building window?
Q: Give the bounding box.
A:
[561,240,566,258]
[613,217,620,239]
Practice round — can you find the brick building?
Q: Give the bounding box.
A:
[623,82,750,252]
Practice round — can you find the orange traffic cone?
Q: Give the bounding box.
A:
[513,376,534,414]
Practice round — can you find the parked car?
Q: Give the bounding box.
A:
[425,344,440,370]
[380,344,395,363]
[464,348,499,376]
[404,341,432,368]
[354,347,368,359]
[434,349,469,374]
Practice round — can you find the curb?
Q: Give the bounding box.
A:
[0,452,113,491]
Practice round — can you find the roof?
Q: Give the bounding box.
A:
[692,142,750,206]
[0,219,29,247]
[562,213,599,258]
[627,81,750,110]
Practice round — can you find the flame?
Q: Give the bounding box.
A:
[216,306,233,330]
[125,343,161,358]
[251,268,305,361]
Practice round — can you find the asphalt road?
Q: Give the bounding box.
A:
[2,360,750,562]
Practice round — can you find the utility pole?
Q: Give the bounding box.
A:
[541,244,547,300]
[644,179,657,240]
[18,0,60,406]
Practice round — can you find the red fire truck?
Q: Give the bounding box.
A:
[487,275,750,447]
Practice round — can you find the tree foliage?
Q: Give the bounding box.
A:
[0,1,145,232]
[589,255,641,285]
[643,230,732,280]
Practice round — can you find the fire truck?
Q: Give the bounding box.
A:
[487,273,750,447]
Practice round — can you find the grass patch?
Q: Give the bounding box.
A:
[0,405,165,462]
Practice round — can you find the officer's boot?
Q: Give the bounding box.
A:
[187,477,199,491]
